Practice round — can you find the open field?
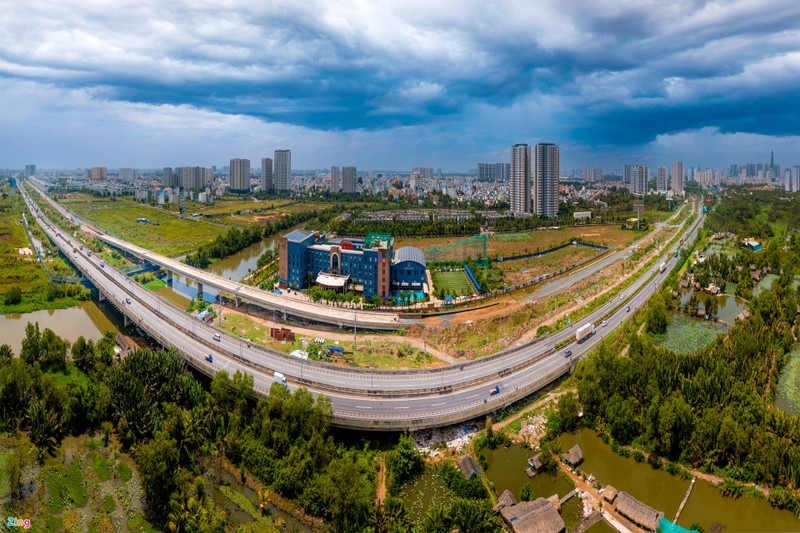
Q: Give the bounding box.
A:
[499,245,602,285]
[215,201,331,227]
[397,225,641,259]
[432,270,476,296]
[58,194,226,257]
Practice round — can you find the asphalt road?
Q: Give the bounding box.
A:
[21,183,704,429]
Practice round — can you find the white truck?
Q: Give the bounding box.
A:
[274,372,288,390]
[659,261,667,273]
[575,323,595,343]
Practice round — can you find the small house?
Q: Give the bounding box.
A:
[499,497,565,533]
[456,455,480,480]
[494,489,517,512]
[614,491,664,532]
[528,454,544,473]
[562,445,583,467]
[602,485,618,503]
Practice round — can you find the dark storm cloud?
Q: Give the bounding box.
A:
[1,0,800,149]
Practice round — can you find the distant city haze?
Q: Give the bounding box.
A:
[2,1,800,170]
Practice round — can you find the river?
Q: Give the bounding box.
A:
[0,300,123,352]
[558,429,799,532]
[680,288,748,325]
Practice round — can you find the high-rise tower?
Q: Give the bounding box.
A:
[229,158,251,193]
[533,143,560,218]
[510,144,531,215]
[261,158,273,193]
[274,150,291,193]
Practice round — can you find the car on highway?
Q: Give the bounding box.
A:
[564,349,573,358]
[619,294,624,300]
[205,354,213,363]
[626,306,631,312]
[489,385,500,395]
[601,320,607,327]
[125,297,131,304]
[100,261,105,268]
[212,333,221,341]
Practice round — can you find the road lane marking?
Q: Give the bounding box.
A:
[467,393,481,399]
[355,405,371,409]
[394,406,409,410]
[431,402,447,406]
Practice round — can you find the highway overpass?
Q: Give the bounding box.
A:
[21,182,705,430]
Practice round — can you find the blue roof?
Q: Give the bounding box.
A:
[285,229,314,242]
[393,246,426,267]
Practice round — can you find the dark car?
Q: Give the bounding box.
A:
[626,305,631,312]
[564,350,573,358]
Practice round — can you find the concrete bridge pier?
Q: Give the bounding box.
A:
[166,269,173,284]
[123,315,132,327]
[197,282,203,300]
[235,296,241,307]
[98,290,106,302]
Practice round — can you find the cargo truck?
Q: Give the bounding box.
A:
[274,372,288,390]
[659,261,667,273]
[575,323,595,343]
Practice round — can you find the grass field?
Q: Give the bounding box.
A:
[432,270,476,296]
[59,194,226,257]
[397,225,641,260]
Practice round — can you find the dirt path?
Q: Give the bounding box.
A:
[376,456,387,503]
[221,306,462,364]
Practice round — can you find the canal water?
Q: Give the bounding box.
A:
[206,236,279,282]
[483,445,584,529]
[679,288,748,325]
[0,300,123,352]
[560,429,800,532]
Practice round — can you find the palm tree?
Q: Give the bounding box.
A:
[257,487,273,514]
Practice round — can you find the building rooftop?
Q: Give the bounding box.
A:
[285,229,315,243]
[393,246,426,267]
[365,231,393,250]
[499,498,565,533]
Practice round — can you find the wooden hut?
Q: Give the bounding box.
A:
[494,489,517,512]
[456,455,480,480]
[614,491,664,532]
[499,497,565,533]
[528,454,544,473]
[602,485,618,503]
[562,445,583,467]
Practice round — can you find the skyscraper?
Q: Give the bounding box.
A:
[630,165,648,196]
[274,150,291,193]
[25,164,36,177]
[229,158,251,194]
[623,164,633,184]
[342,166,356,194]
[410,171,420,192]
[477,163,495,181]
[90,167,107,181]
[163,167,174,187]
[495,162,510,181]
[330,165,340,192]
[510,144,531,215]
[533,143,560,218]
[118,168,139,180]
[671,162,684,193]
[656,167,668,193]
[261,158,273,193]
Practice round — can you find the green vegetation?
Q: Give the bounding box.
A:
[577,187,800,515]
[386,433,425,494]
[58,193,227,257]
[0,184,89,314]
[134,271,166,290]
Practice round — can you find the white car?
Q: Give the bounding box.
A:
[601,320,607,327]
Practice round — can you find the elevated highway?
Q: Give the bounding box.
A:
[21,182,704,430]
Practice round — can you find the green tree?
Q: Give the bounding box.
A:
[386,432,424,493]
[136,430,180,520]
[4,285,22,305]
[313,449,375,532]
[557,392,580,432]
[520,482,534,501]
[646,292,669,334]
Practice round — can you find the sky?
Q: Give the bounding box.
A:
[2,0,800,172]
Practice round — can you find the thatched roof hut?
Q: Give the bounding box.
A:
[499,497,565,533]
[603,485,618,503]
[615,491,663,531]
[494,489,517,511]
[562,444,583,466]
[528,454,544,472]
[735,309,750,322]
[456,455,480,479]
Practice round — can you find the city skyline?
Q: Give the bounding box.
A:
[2,2,800,170]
